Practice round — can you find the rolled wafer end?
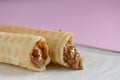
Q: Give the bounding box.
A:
[30,40,51,71]
[0,32,50,71]
[28,38,50,71]
[53,32,74,67]
[54,32,85,70]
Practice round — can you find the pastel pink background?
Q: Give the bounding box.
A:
[0,0,120,52]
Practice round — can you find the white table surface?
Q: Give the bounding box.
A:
[0,45,120,80]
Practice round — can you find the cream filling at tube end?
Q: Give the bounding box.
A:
[30,41,49,68]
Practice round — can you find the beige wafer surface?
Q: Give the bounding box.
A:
[0,24,83,68]
[0,32,50,71]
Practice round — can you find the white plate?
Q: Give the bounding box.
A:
[0,45,120,80]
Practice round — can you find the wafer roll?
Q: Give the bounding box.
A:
[0,32,50,71]
[0,24,85,69]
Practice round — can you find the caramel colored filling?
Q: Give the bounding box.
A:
[63,44,83,70]
[30,43,47,67]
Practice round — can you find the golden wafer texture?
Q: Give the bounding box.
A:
[0,24,84,68]
[0,32,50,71]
